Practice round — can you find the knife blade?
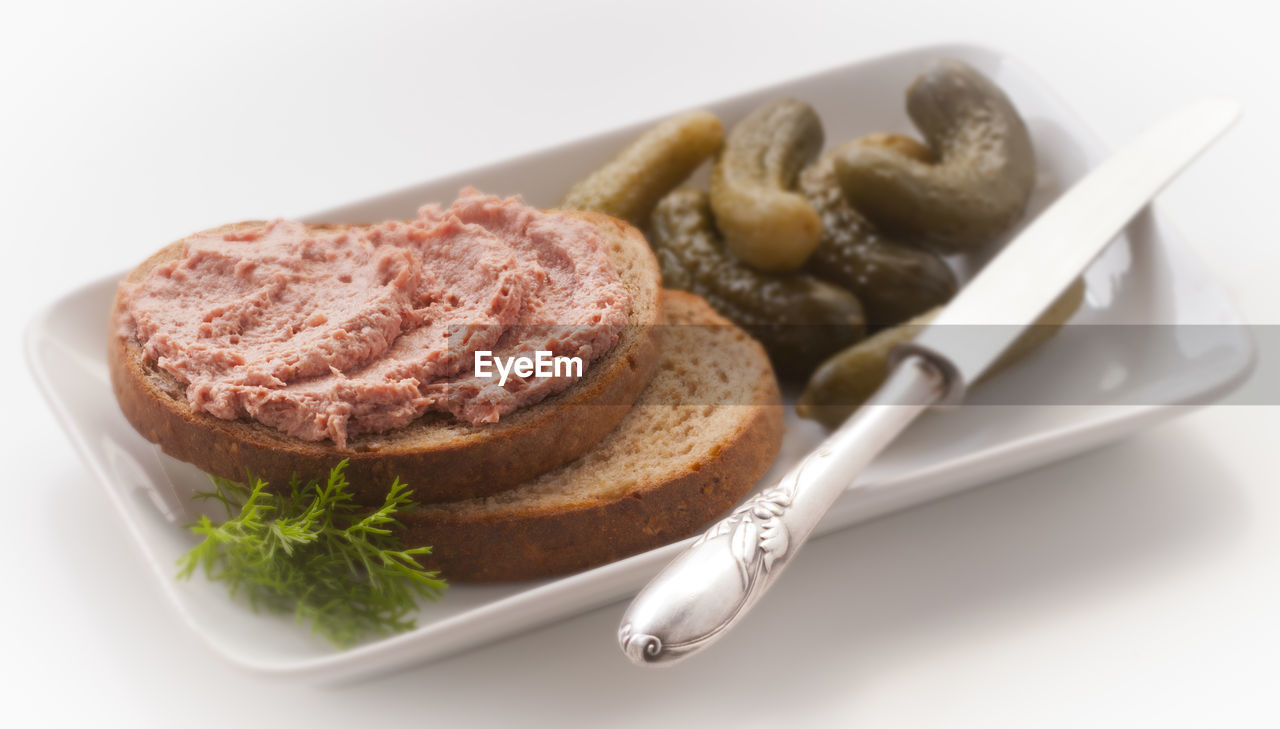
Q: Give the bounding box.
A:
[618,98,1240,666]
[904,98,1242,390]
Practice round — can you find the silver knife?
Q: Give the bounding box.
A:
[618,98,1241,666]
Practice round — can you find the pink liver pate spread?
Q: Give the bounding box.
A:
[117,189,631,448]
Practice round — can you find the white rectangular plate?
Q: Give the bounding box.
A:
[26,43,1253,684]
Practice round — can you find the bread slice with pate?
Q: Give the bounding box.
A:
[109,207,663,505]
[397,290,784,582]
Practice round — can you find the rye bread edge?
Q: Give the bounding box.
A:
[398,291,786,582]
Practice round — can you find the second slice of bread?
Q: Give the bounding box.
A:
[397,290,785,582]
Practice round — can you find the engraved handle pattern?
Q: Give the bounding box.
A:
[619,356,947,665]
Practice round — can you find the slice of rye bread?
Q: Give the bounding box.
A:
[109,210,663,505]
[396,290,785,582]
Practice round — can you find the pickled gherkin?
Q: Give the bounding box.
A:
[709,99,825,272]
[560,110,724,227]
[797,279,1085,428]
[650,188,865,377]
[834,59,1036,252]
[799,138,957,328]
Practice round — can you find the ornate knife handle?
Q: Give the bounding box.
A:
[619,354,952,665]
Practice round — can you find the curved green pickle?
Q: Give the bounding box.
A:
[560,110,724,227]
[834,59,1036,253]
[650,188,865,378]
[709,99,825,272]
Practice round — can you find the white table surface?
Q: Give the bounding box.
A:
[3,1,1278,726]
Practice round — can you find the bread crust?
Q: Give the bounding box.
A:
[398,291,785,582]
[109,211,663,505]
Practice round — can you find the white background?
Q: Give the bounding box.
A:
[3,1,1278,726]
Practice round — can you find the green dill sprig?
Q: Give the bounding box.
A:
[177,460,446,648]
